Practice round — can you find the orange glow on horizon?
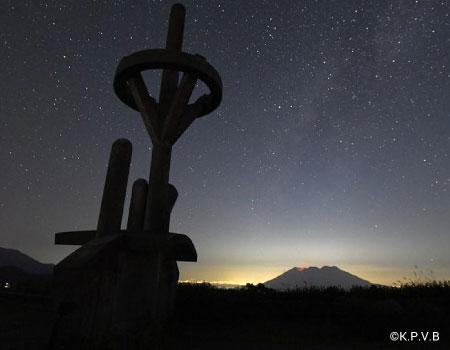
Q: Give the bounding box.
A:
[179,280,246,286]
[179,263,450,287]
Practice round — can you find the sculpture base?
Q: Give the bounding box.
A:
[49,236,179,350]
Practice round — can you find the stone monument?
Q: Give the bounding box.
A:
[50,3,222,349]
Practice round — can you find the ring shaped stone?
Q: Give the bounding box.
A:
[114,49,223,118]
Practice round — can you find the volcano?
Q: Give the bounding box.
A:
[264,266,373,290]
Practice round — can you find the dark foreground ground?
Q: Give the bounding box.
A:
[0,280,449,349]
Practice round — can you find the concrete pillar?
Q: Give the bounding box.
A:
[127,178,148,232]
[96,138,132,237]
[144,142,172,232]
[158,3,185,127]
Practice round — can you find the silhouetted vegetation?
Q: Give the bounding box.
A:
[14,276,53,295]
[173,282,450,348]
[1,280,449,349]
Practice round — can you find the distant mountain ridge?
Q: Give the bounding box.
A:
[264,266,373,290]
[0,247,54,275]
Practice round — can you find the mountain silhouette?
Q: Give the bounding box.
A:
[264,266,373,290]
[0,247,54,275]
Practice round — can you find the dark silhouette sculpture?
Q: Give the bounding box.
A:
[50,4,222,349]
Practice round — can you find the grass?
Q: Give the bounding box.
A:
[1,278,449,349]
[172,282,450,348]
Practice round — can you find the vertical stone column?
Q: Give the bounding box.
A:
[142,4,186,325]
[127,178,148,232]
[97,139,132,237]
[145,142,172,232]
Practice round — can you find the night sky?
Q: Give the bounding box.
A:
[1,0,449,285]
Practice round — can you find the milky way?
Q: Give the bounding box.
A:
[1,0,449,284]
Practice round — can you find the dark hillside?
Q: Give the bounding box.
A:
[0,247,54,275]
[1,281,449,349]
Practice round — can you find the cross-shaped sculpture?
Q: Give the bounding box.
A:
[55,3,221,246]
[51,4,222,348]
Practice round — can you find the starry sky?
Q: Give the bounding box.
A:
[1,0,449,285]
